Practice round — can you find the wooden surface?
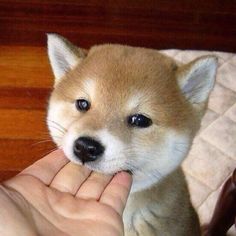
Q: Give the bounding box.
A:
[0,46,55,181]
[0,0,235,181]
[0,0,236,51]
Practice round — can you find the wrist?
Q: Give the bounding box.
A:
[0,185,38,236]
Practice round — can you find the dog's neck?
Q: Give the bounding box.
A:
[124,167,188,228]
[130,173,163,193]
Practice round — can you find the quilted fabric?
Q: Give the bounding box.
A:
[161,50,236,235]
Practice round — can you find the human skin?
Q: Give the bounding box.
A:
[0,150,132,236]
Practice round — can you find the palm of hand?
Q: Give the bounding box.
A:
[0,150,132,236]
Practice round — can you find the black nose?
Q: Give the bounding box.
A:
[73,136,104,163]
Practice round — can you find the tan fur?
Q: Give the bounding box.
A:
[124,168,200,236]
[47,37,217,236]
[51,45,199,139]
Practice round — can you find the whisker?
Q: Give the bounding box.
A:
[31,135,63,147]
[47,119,67,132]
[50,135,63,139]
[31,139,55,147]
[47,124,66,135]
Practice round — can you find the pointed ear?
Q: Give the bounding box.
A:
[47,33,86,81]
[177,56,218,104]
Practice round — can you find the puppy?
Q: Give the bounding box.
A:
[47,34,217,235]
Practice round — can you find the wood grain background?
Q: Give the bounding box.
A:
[0,0,236,181]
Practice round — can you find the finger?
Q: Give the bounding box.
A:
[19,149,69,185]
[99,171,132,216]
[76,172,112,200]
[50,162,91,194]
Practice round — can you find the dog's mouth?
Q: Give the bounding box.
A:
[81,158,134,176]
[62,145,133,175]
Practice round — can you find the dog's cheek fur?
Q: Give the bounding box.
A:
[47,95,76,146]
[129,127,191,192]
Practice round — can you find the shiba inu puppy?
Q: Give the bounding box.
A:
[47,34,217,235]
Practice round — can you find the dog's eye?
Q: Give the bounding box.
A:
[127,114,152,128]
[75,99,90,112]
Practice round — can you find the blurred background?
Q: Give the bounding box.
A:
[0,0,236,181]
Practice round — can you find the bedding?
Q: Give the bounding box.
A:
[161,49,236,235]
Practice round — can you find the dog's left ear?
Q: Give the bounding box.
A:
[47,33,86,82]
[177,56,217,104]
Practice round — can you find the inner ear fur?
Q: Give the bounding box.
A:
[47,33,87,82]
[176,55,218,105]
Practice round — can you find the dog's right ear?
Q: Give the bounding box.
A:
[176,56,217,105]
[47,34,86,82]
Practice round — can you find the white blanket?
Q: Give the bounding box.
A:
[162,50,236,235]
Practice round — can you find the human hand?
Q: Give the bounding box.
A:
[0,150,132,236]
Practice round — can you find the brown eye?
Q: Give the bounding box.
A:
[127,114,152,128]
[75,99,90,112]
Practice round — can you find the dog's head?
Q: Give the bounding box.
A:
[47,34,217,192]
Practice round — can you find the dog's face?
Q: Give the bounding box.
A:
[47,34,217,192]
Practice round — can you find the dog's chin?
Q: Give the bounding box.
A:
[87,164,133,176]
[62,152,128,175]
[84,160,132,175]
[84,162,116,175]
[63,152,158,193]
